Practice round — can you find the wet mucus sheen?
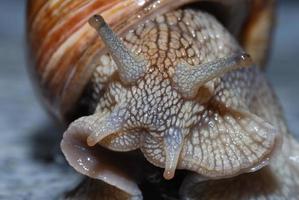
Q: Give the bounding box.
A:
[61,8,280,198]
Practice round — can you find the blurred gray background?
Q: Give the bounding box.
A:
[0,0,298,199]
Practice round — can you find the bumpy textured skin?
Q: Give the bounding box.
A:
[86,9,276,177]
[61,8,299,200]
[180,94,299,199]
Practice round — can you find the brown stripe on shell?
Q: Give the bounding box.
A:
[35,1,114,73]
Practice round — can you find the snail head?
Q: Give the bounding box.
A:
[62,14,279,183]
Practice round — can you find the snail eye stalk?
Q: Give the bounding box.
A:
[173,53,253,98]
[89,15,147,83]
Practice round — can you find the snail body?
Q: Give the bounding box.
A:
[26,0,299,199]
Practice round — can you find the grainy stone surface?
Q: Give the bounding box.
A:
[0,1,298,200]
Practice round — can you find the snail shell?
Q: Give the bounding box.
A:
[26,0,299,199]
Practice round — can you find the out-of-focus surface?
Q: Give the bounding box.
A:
[0,0,298,199]
[267,1,299,138]
[0,1,81,200]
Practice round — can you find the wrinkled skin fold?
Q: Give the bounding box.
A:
[61,8,299,200]
[61,127,143,198]
[180,135,299,200]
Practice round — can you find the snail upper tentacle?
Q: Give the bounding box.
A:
[173,53,253,98]
[89,15,148,83]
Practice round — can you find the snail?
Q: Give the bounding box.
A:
[26,0,299,199]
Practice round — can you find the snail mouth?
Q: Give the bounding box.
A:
[60,117,142,197]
